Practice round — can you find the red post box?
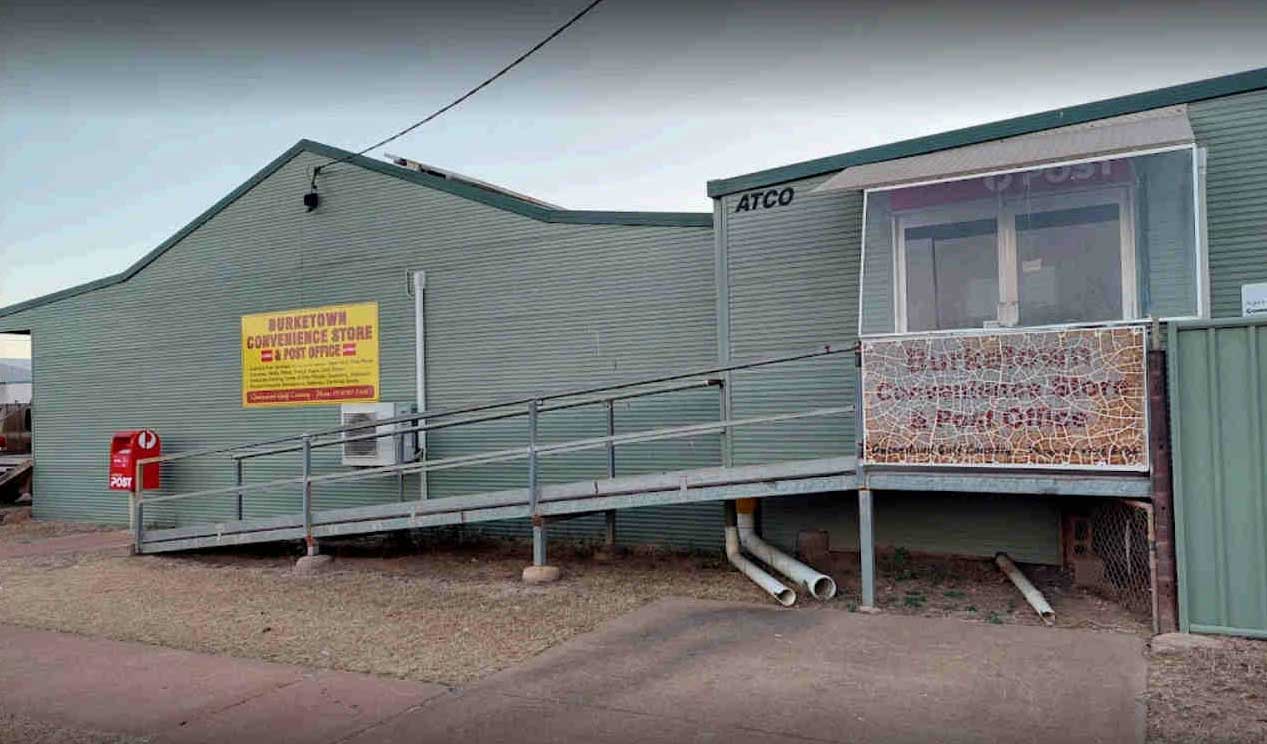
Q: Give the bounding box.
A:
[108,430,161,491]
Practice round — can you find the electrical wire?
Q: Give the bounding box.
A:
[312,0,609,184]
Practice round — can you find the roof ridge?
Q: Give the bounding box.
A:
[0,140,711,320]
[707,65,1267,197]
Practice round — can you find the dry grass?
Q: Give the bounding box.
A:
[0,536,764,686]
[1147,637,1267,743]
[0,532,1145,688]
[0,713,146,744]
[3,530,1254,743]
[821,546,1150,635]
[0,515,117,544]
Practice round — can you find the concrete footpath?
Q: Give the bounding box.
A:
[0,598,1148,743]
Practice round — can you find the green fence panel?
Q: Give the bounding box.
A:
[1169,317,1267,637]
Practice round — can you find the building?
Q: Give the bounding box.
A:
[2,67,1266,634]
[706,66,1267,635]
[0,359,32,405]
[0,143,722,546]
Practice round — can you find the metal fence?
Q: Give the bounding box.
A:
[1065,499,1157,629]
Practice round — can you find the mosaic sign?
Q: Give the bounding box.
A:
[861,327,1148,470]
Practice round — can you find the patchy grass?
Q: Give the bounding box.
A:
[826,547,1150,635]
[0,535,767,687]
[0,713,145,744]
[1147,637,1267,743]
[0,516,118,545]
[0,532,1149,691]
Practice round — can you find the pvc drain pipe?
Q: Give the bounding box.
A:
[736,499,837,600]
[725,506,795,606]
[995,552,1055,625]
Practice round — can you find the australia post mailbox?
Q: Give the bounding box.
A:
[108,430,161,491]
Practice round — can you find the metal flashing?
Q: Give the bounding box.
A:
[707,66,1267,198]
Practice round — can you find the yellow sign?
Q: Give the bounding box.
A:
[241,302,380,408]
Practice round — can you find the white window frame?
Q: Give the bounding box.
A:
[861,144,1201,337]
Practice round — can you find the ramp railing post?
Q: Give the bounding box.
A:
[528,400,545,567]
[859,488,875,610]
[133,461,145,554]
[302,434,315,556]
[604,398,617,546]
[234,457,244,521]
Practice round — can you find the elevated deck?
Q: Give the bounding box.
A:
[137,455,1150,554]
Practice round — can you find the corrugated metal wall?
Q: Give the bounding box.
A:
[715,176,1064,563]
[0,148,723,547]
[1189,88,1267,318]
[1169,318,1267,638]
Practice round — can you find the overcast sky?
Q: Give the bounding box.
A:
[2,0,1266,311]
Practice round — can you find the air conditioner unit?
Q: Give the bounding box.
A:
[340,403,416,467]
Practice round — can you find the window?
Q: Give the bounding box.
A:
[860,148,1199,335]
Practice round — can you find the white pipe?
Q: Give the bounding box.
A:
[737,510,837,600]
[726,525,795,606]
[412,270,428,500]
[995,552,1055,625]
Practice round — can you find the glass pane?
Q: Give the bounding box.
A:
[861,148,1198,335]
[1016,204,1121,326]
[904,219,998,331]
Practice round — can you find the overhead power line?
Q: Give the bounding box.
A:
[313,0,610,181]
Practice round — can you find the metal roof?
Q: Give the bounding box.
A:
[0,140,712,321]
[707,66,1267,198]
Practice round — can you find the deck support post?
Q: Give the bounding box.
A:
[522,399,559,582]
[302,434,316,556]
[133,461,145,554]
[234,457,244,520]
[858,487,876,610]
[604,399,617,546]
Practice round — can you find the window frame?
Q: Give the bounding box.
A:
[859,144,1204,338]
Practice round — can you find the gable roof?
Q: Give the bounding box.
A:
[707,65,1267,198]
[0,139,712,321]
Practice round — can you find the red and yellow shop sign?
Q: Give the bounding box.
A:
[241,302,379,408]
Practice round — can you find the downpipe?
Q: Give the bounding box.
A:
[995,552,1056,626]
[736,499,837,600]
[725,504,796,606]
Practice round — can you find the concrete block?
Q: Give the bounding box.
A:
[1152,632,1224,655]
[294,554,333,576]
[522,565,561,584]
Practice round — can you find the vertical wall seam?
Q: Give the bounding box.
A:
[1203,327,1229,624]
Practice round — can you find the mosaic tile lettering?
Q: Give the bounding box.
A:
[861,327,1148,469]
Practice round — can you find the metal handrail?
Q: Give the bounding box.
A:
[136,343,852,467]
[229,377,724,461]
[132,343,857,551]
[138,406,852,506]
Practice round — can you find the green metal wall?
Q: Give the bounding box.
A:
[1188,89,1267,318]
[0,147,723,548]
[1169,318,1267,638]
[714,175,1064,563]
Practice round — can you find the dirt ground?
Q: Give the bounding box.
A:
[0,713,145,744]
[2,522,1264,742]
[1147,637,1267,743]
[0,512,116,544]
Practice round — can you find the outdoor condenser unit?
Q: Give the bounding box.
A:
[340,403,416,467]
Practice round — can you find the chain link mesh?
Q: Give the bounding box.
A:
[1065,499,1157,627]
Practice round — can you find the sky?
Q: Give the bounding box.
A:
[2,0,1266,310]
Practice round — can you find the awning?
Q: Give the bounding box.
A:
[813,106,1194,193]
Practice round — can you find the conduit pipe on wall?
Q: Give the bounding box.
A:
[725,504,796,606]
[736,499,838,600]
[995,552,1056,625]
